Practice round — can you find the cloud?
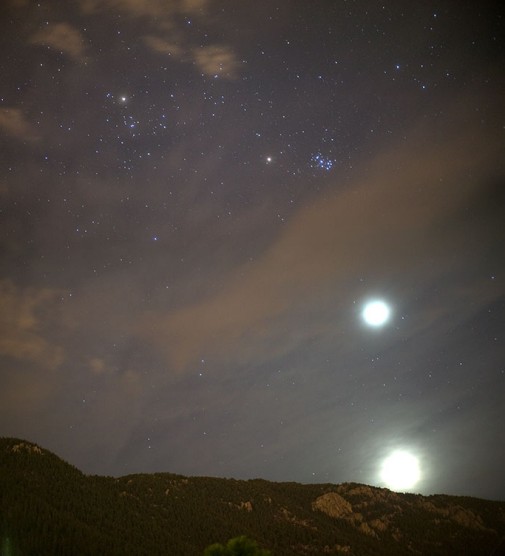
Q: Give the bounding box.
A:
[89,357,108,375]
[144,38,240,80]
[193,45,240,79]
[139,103,504,372]
[80,0,165,17]
[80,0,240,79]
[0,280,64,369]
[30,22,87,61]
[0,108,37,141]
[87,357,141,396]
[0,365,59,414]
[79,0,207,19]
[143,35,184,58]
[0,281,65,414]
[181,0,206,11]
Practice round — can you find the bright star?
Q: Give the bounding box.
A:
[362,300,391,326]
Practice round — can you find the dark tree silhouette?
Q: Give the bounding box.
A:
[203,535,272,556]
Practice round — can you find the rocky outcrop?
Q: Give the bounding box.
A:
[312,492,353,519]
[312,492,380,537]
[278,507,316,529]
[228,500,253,511]
[9,442,44,455]
[313,483,500,544]
[418,500,487,530]
[239,501,253,512]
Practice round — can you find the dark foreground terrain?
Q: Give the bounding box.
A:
[1,437,504,555]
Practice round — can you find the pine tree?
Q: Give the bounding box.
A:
[204,535,271,556]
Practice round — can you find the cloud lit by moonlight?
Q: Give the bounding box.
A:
[362,300,391,327]
[380,450,421,491]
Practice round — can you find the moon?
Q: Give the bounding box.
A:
[362,300,391,327]
[380,450,421,491]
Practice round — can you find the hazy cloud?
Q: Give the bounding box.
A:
[30,22,87,61]
[0,281,65,414]
[0,280,64,369]
[80,0,240,78]
[143,35,184,58]
[79,0,207,19]
[0,108,37,141]
[193,45,240,78]
[181,0,207,11]
[89,357,108,375]
[87,358,141,398]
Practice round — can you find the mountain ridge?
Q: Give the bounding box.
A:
[1,437,504,555]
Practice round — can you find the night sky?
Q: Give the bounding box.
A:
[1,0,504,500]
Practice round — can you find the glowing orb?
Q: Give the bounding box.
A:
[380,450,420,490]
[362,300,390,326]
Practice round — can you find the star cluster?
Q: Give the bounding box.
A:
[310,153,335,171]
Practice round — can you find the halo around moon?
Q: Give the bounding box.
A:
[362,300,391,327]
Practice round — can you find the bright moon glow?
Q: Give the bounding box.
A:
[362,300,390,326]
[380,450,421,490]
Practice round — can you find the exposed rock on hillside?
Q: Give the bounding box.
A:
[312,492,353,519]
[9,441,44,455]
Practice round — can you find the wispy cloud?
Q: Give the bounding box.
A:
[80,0,240,79]
[79,0,207,20]
[0,108,37,141]
[0,280,64,369]
[193,45,240,78]
[0,281,65,414]
[143,35,184,58]
[30,22,87,61]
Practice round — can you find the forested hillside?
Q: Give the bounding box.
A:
[1,438,504,555]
